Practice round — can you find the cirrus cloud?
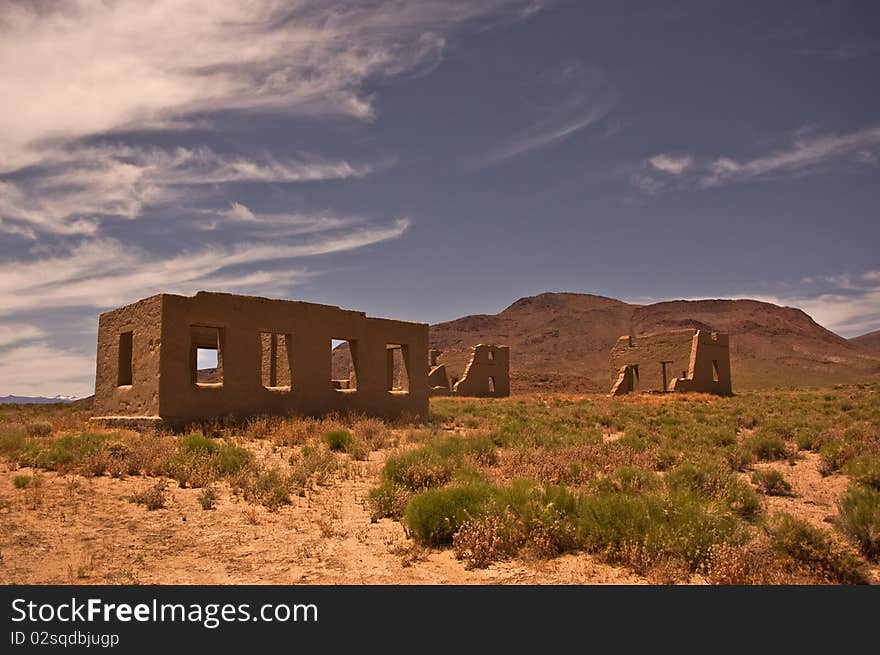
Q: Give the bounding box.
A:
[632,123,880,194]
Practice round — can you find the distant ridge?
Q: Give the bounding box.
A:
[429,292,880,392]
[851,329,880,353]
[0,395,78,405]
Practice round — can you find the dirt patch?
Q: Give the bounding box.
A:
[0,461,642,585]
[752,453,849,528]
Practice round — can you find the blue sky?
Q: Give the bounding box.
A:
[1,0,879,396]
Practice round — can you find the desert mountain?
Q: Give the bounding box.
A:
[851,329,880,353]
[429,293,880,392]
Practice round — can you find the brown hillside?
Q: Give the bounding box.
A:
[851,329,880,353]
[429,292,880,392]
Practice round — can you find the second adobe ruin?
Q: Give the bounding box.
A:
[609,328,732,396]
[427,344,510,397]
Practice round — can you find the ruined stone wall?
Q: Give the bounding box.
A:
[609,329,732,395]
[427,364,450,390]
[672,331,732,395]
[453,344,510,397]
[609,330,695,392]
[94,295,164,418]
[93,292,429,424]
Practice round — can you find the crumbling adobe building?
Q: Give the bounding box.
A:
[93,292,429,426]
[609,329,732,396]
[428,344,510,397]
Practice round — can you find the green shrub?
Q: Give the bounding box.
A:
[752,469,792,496]
[18,432,114,470]
[837,484,880,561]
[745,431,788,461]
[502,483,580,556]
[725,446,756,472]
[383,448,453,490]
[819,423,880,475]
[0,428,26,457]
[323,429,353,452]
[793,428,826,452]
[215,442,251,475]
[725,478,762,521]
[12,474,31,489]
[25,421,53,437]
[819,441,848,475]
[593,467,660,495]
[368,480,410,521]
[383,435,496,491]
[769,513,868,583]
[178,433,218,455]
[845,456,880,491]
[404,483,494,545]
[448,482,582,567]
[577,490,745,569]
[666,461,730,497]
[166,434,251,487]
[616,426,658,453]
[346,438,370,461]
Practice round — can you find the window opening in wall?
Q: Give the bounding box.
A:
[660,360,673,392]
[331,339,358,391]
[712,360,720,383]
[191,326,223,385]
[261,332,292,389]
[117,331,133,386]
[488,376,496,394]
[386,344,409,392]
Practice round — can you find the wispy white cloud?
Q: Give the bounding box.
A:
[0,0,542,171]
[206,201,363,235]
[648,154,693,175]
[480,106,612,165]
[0,1,542,237]
[0,323,47,348]
[0,217,410,316]
[632,123,880,194]
[476,60,615,166]
[223,202,257,222]
[0,144,375,237]
[702,124,880,187]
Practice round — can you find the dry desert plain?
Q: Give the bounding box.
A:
[1,388,879,585]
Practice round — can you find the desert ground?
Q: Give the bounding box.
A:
[1,387,878,585]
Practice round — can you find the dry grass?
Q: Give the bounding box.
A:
[128,480,169,510]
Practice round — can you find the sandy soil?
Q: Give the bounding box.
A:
[0,455,644,585]
[750,453,850,528]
